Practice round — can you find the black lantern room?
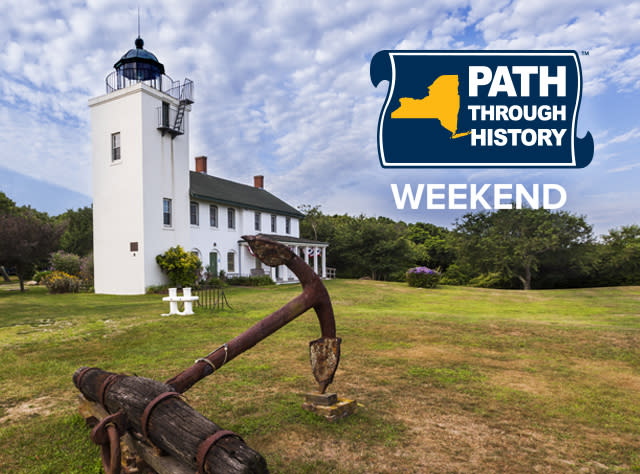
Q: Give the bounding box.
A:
[114,37,165,81]
[106,37,168,93]
[104,34,194,127]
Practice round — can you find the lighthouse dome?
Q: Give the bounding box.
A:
[113,37,165,81]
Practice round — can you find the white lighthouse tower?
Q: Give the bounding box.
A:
[90,37,194,294]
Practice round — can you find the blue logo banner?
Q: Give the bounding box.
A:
[370,51,593,168]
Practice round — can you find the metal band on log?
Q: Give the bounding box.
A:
[74,367,267,474]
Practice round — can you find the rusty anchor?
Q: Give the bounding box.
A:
[166,234,341,394]
[74,235,342,473]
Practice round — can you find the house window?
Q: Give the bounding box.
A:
[271,214,277,233]
[227,208,235,229]
[227,251,235,273]
[285,217,291,234]
[190,201,199,225]
[163,198,172,226]
[209,205,218,227]
[111,132,121,162]
[254,211,261,231]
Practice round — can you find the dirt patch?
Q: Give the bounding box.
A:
[0,396,61,424]
[259,392,608,473]
[386,391,620,473]
[489,369,551,396]
[571,358,640,393]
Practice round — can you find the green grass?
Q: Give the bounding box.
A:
[1,281,640,472]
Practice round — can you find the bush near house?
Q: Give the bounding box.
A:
[156,246,202,287]
[226,275,275,286]
[79,252,94,286]
[199,277,226,288]
[42,271,81,294]
[406,266,440,288]
[50,250,82,276]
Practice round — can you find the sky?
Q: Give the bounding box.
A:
[0,0,639,236]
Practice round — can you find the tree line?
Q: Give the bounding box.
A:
[2,191,638,291]
[299,205,640,290]
[0,192,92,291]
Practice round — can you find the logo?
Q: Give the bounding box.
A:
[370,51,594,168]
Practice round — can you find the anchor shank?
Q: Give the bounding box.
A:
[166,235,339,394]
[167,289,315,393]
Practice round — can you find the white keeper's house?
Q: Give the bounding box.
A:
[91,37,328,295]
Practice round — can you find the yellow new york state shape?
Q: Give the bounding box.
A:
[391,74,470,139]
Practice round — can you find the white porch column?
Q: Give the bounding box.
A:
[283,262,290,281]
[293,246,300,281]
[304,246,309,266]
[270,265,276,281]
[313,246,318,275]
[322,246,327,278]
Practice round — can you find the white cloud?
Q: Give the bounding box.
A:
[473,2,640,96]
[595,127,640,151]
[0,0,638,231]
[608,161,640,173]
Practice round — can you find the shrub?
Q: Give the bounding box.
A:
[33,270,52,284]
[43,271,81,294]
[79,252,94,285]
[146,284,170,294]
[406,266,440,288]
[227,275,275,286]
[440,263,472,286]
[468,272,510,288]
[50,250,82,276]
[200,277,226,288]
[156,246,202,287]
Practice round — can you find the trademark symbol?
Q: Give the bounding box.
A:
[581,50,590,56]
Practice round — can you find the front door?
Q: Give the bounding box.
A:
[209,252,218,278]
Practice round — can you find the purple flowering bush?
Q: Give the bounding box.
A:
[406,266,440,288]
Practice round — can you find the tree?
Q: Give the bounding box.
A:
[406,222,456,271]
[309,214,414,280]
[0,191,18,216]
[299,204,336,243]
[0,191,50,221]
[598,225,640,285]
[454,208,593,290]
[354,217,414,280]
[0,212,64,291]
[57,206,93,255]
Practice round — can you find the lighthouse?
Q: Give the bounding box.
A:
[90,37,194,294]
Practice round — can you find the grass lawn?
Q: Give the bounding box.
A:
[1,280,639,473]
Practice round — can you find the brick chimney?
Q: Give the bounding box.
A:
[254,175,264,189]
[195,156,207,174]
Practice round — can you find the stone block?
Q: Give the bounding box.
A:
[302,396,357,422]
[304,392,338,406]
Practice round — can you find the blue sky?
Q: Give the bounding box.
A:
[0,1,639,236]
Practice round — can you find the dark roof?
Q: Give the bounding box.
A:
[114,37,165,75]
[190,171,305,218]
[254,234,328,245]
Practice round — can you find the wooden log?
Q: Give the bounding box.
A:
[74,367,268,474]
[79,394,193,474]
